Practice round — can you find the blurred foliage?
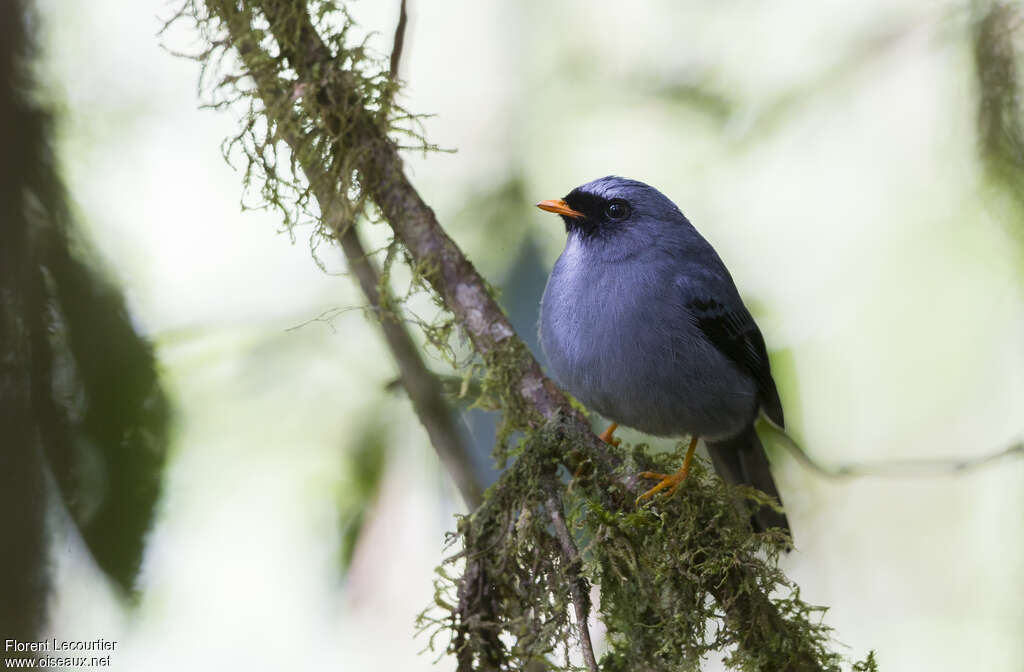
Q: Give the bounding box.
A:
[0,0,170,639]
[0,0,50,642]
[44,233,171,588]
[337,414,391,572]
[973,0,1024,241]
[447,176,537,279]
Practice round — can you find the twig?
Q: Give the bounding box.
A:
[545,491,598,672]
[766,423,1024,479]
[335,224,483,509]
[390,0,407,80]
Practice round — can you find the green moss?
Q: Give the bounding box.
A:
[420,421,877,671]
[168,0,442,285]
[418,426,576,670]
[481,339,540,466]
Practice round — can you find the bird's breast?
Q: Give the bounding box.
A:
[540,243,756,439]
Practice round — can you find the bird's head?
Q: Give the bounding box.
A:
[536,176,688,242]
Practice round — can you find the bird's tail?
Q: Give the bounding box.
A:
[705,424,790,537]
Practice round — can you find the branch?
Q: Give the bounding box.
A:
[390,0,407,80]
[214,2,482,509]
[247,0,625,481]
[545,490,598,672]
[766,423,1024,479]
[336,225,483,508]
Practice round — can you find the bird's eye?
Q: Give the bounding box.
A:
[605,200,630,220]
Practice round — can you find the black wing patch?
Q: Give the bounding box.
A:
[687,297,784,427]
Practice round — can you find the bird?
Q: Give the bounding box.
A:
[536,175,789,535]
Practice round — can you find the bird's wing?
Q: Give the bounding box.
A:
[686,296,784,428]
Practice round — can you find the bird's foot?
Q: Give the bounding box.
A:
[598,422,621,447]
[635,435,699,506]
[635,467,690,504]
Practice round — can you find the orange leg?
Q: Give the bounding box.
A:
[636,436,699,505]
[598,422,620,447]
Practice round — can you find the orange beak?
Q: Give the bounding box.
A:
[536,199,584,219]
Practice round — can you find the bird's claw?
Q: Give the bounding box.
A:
[635,436,699,506]
[598,422,621,447]
[635,468,690,506]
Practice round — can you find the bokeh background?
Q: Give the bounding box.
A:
[28,0,1024,670]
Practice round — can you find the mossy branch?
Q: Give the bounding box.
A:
[174,1,877,669]
[190,0,482,509]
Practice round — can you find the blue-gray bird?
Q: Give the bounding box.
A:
[537,176,789,535]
